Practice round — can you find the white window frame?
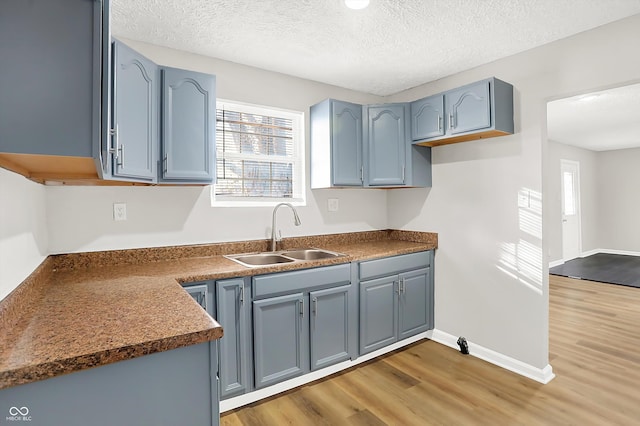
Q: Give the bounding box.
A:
[211,99,306,207]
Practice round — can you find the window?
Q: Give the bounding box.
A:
[562,171,576,216]
[212,100,305,206]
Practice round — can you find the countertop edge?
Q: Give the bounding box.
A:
[0,327,222,390]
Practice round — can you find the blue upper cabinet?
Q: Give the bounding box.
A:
[0,0,109,183]
[110,41,158,182]
[332,101,363,186]
[445,79,491,135]
[366,104,407,186]
[311,99,432,189]
[159,67,216,184]
[412,77,514,147]
[410,94,445,141]
[310,99,363,188]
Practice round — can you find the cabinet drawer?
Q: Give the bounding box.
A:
[253,263,351,299]
[359,251,431,280]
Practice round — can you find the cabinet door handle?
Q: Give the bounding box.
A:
[163,156,168,174]
[437,115,442,131]
[360,166,364,182]
[313,297,318,316]
[449,113,455,129]
[401,277,405,294]
[395,280,400,295]
[109,125,122,166]
[402,165,405,183]
[118,144,124,167]
[239,284,244,305]
[201,293,207,311]
[300,298,304,317]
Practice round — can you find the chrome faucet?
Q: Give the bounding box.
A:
[271,203,301,251]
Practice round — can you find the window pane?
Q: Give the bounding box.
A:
[563,171,576,216]
[214,101,303,204]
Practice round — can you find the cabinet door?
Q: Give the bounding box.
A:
[310,285,351,371]
[111,41,157,181]
[445,80,491,135]
[367,105,406,186]
[331,100,363,186]
[398,268,432,340]
[160,67,216,182]
[184,284,208,311]
[217,278,252,399]
[253,293,308,389]
[0,0,101,158]
[359,276,398,355]
[411,94,445,141]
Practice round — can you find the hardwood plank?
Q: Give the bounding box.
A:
[221,275,640,425]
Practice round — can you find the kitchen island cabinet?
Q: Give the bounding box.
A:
[0,343,220,426]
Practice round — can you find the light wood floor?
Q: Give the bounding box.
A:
[221,276,640,425]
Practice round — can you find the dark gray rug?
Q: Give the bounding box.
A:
[550,253,640,288]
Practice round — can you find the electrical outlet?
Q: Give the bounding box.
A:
[328,198,339,212]
[113,203,127,221]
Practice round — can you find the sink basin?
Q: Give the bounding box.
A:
[226,253,295,268]
[225,248,345,268]
[280,248,344,261]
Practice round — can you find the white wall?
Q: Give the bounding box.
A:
[46,40,387,254]
[547,140,599,262]
[0,168,48,300]
[598,147,640,252]
[386,14,640,370]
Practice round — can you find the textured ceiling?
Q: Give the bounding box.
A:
[547,83,640,151]
[112,0,640,96]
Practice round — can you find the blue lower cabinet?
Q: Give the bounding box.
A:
[251,264,354,389]
[359,251,434,355]
[216,278,252,399]
[0,343,219,426]
[253,293,308,389]
[310,285,352,371]
[398,267,432,339]
[184,283,209,311]
[359,275,398,354]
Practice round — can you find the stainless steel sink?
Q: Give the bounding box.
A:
[226,253,295,268]
[224,248,345,268]
[280,248,343,261]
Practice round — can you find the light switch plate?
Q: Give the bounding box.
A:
[113,203,127,221]
[328,198,339,212]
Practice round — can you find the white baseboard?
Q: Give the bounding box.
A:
[548,259,564,268]
[597,248,640,257]
[580,249,600,258]
[554,249,640,267]
[429,329,555,384]
[579,248,640,258]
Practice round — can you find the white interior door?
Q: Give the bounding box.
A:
[560,159,582,261]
